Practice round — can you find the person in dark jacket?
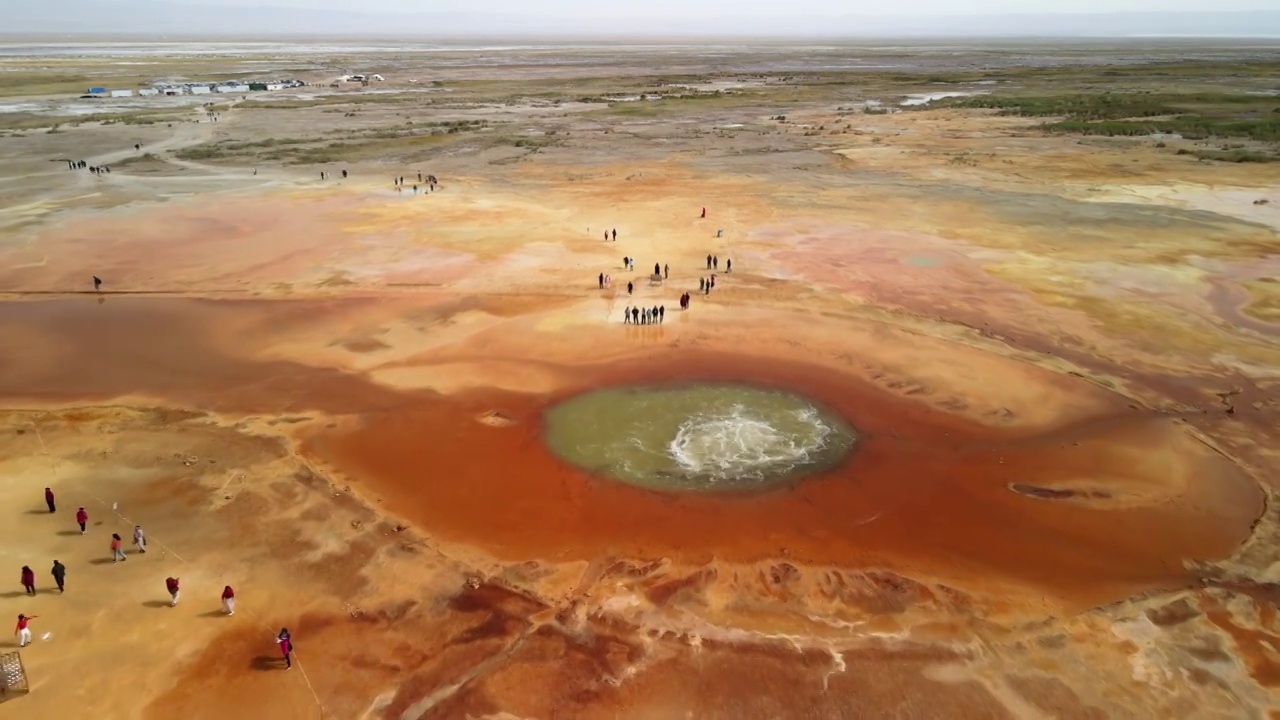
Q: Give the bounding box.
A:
[166,576,180,606]
[44,487,56,513]
[51,560,66,593]
[20,566,35,596]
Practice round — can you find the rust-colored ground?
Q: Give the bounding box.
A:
[1,60,1279,720]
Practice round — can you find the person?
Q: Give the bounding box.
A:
[706,255,712,270]
[133,525,146,554]
[710,274,716,289]
[342,169,348,178]
[701,207,706,218]
[14,614,36,648]
[92,276,102,292]
[598,273,604,289]
[664,264,669,279]
[623,305,631,324]
[713,256,719,270]
[605,231,609,242]
[413,185,418,194]
[699,278,705,292]
[612,228,617,241]
[277,628,293,669]
[631,307,639,324]
[654,262,660,276]
[110,533,126,563]
[221,585,235,615]
[20,566,35,596]
[45,487,55,513]
[622,256,628,268]
[626,281,633,296]
[604,274,611,288]
[166,577,180,606]
[75,507,88,533]
[726,258,732,272]
[51,560,66,593]
[659,305,665,322]
[652,305,659,323]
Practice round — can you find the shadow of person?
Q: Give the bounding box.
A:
[250,655,283,671]
[141,600,171,608]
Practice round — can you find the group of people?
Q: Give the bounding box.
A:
[598,215,731,324]
[13,486,289,666]
[623,304,666,325]
[319,170,349,180]
[394,173,438,195]
[65,160,111,174]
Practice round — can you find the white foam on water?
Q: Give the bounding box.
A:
[667,404,832,482]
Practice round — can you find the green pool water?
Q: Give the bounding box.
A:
[543,384,857,492]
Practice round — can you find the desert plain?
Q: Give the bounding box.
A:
[0,38,1279,719]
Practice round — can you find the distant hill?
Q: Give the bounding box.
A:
[4,3,1280,38]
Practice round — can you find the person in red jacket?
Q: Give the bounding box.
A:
[14,614,37,648]
[221,585,235,615]
[75,507,88,534]
[20,566,35,596]
[44,487,56,513]
[166,577,180,606]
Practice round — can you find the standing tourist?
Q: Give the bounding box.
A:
[75,507,88,534]
[277,628,293,669]
[221,586,236,615]
[133,525,147,554]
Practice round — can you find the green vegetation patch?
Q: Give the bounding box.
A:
[940,92,1280,151]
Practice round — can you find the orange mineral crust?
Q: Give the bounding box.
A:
[305,351,1261,610]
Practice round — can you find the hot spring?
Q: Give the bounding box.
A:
[543,384,857,492]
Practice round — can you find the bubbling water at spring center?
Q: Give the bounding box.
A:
[543,384,857,491]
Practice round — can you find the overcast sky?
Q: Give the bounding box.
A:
[149,0,1279,14]
[10,0,1280,36]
